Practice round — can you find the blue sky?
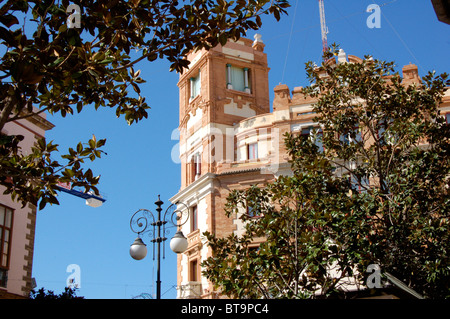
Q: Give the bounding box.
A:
[31,0,450,299]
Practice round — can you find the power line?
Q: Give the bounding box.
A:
[266,1,398,43]
[327,0,384,59]
[281,0,300,83]
[374,1,424,72]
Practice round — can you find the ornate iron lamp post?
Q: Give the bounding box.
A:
[129,195,189,299]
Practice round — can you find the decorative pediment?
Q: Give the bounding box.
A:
[185,229,203,256]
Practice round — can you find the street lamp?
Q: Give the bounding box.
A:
[129,195,189,299]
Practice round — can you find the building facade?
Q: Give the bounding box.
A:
[170,36,450,299]
[0,112,54,298]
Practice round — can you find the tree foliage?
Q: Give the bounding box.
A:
[29,287,83,299]
[202,47,450,299]
[0,0,289,209]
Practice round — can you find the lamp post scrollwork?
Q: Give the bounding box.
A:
[129,195,189,299]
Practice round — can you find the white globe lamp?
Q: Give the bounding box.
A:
[170,231,188,254]
[130,237,147,260]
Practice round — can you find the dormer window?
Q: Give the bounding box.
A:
[226,64,251,93]
[190,69,201,100]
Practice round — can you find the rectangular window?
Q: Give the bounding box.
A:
[297,111,315,116]
[247,143,258,160]
[446,113,450,124]
[377,119,398,146]
[0,268,7,288]
[301,127,312,137]
[189,153,201,183]
[247,205,261,218]
[0,204,13,275]
[191,205,198,232]
[194,153,201,178]
[339,132,350,145]
[377,122,386,146]
[190,70,201,99]
[340,125,361,146]
[302,126,323,152]
[248,245,260,256]
[226,64,250,93]
[190,259,198,282]
[352,125,362,144]
[347,173,370,193]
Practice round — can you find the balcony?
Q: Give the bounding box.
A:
[177,281,203,299]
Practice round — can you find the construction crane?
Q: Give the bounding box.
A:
[318,0,329,53]
[56,182,106,208]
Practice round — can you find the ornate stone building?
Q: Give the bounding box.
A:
[170,36,450,299]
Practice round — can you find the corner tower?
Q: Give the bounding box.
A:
[171,35,271,298]
[177,35,270,188]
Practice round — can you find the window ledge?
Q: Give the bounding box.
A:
[189,94,201,105]
[226,88,253,96]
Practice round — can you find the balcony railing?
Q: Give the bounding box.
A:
[177,281,203,299]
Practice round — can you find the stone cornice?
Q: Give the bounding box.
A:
[170,172,216,205]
